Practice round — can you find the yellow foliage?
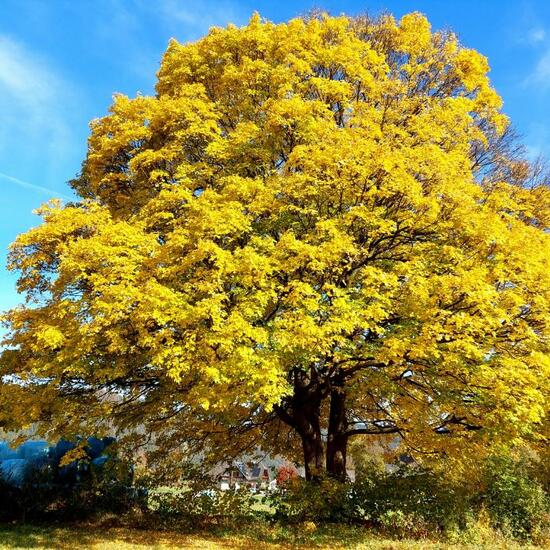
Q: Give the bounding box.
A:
[1,12,548,466]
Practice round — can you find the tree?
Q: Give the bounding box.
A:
[1,12,549,481]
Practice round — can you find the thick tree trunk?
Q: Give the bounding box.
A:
[295,401,324,481]
[326,387,348,481]
[275,368,351,482]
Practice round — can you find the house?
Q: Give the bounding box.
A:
[216,460,277,491]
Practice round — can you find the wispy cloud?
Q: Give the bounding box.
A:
[521,20,550,91]
[0,172,71,200]
[528,48,550,88]
[524,122,550,160]
[0,34,76,179]
[157,0,248,38]
[526,27,546,45]
[515,6,550,90]
[0,36,58,104]
[87,0,160,84]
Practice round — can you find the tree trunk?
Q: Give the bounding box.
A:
[326,387,348,481]
[295,401,324,481]
[275,368,351,482]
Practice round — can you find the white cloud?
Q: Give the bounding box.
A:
[0,172,71,200]
[527,27,546,45]
[157,0,247,37]
[530,48,550,87]
[524,122,550,159]
[0,37,55,101]
[0,35,77,193]
[87,0,159,83]
[0,35,69,125]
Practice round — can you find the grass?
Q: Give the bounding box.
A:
[0,524,545,550]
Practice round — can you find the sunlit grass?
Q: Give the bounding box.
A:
[0,524,544,550]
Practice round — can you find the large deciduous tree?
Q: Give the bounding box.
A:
[1,13,549,480]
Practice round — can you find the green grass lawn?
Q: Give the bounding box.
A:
[0,524,544,549]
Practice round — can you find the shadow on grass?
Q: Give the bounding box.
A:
[0,523,380,549]
[0,524,300,549]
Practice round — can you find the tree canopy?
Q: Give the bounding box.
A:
[1,12,549,480]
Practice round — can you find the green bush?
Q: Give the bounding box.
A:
[350,450,549,542]
[147,470,259,528]
[481,454,549,539]
[351,463,472,536]
[271,475,354,523]
[66,455,143,517]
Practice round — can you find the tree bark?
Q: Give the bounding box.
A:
[274,368,327,481]
[326,386,348,481]
[294,400,324,481]
[275,368,352,481]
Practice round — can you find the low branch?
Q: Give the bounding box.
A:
[346,426,401,437]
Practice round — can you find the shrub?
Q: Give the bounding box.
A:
[0,470,25,521]
[481,454,549,539]
[146,466,259,528]
[62,452,143,517]
[0,444,141,522]
[351,463,473,536]
[148,486,258,527]
[271,475,354,524]
[350,450,550,541]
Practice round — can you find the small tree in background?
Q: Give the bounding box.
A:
[276,463,299,486]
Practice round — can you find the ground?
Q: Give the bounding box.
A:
[0,525,544,549]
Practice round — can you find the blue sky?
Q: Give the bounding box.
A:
[1,0,549,312]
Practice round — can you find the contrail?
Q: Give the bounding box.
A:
[0,172,71,200]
